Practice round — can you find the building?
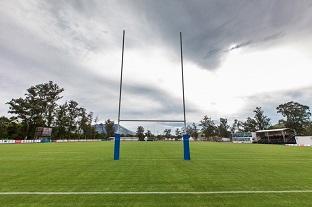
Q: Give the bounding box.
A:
[232,132,256,143]
[34,127,52,141]
[294,136,312,146]
[255,128,296,144]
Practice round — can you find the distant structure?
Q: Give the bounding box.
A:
[294,136,312,146]
[232,128,312,146]
[232,132,256,143]
[34,127,52,139]
[255,128,296,144]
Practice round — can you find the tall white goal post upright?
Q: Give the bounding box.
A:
[114,30,190,160]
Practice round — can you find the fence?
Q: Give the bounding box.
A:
[0,139,103,144]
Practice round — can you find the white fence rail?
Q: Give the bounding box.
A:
[0,139,103,144]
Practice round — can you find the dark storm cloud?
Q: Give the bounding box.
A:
[44,0,312,70]
[123,0,312,69]
[0,0,200,121]
[204,32,284,58]
[21,0,312,71]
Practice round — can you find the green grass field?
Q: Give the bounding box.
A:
[0,142,312,206]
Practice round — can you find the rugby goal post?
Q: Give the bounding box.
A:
[114,30,190,160]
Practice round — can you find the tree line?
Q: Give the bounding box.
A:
[134,126,197,141]
[0,81,115,139]
[0,81,312,140]
[135,103,312,140]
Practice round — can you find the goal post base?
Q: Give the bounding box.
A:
[114,133,121,160]
[183,134,191,160]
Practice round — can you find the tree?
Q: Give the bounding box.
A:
[7,97,33,138]
[253,107,270,130]
[78,109,94,138]
[7,81,64,138]
[277,101,311,135]
[0,116,10,138]
[163,129,171,138]
[303,123,312,136]
[175,128,182,140]
[243,117,257,132]
[66,100,81,135]
[199,115,217,139]
[6,81,97,139]
[27,81,64,127]
[136,126,145,141]
[94,116,99,125]
[54,102,70,138]
[242,107,270,132]
[105,119,115,138]
[7,118,23,139]
[145,130,153,138]
[0,116,23,139]
[218,118,231,137]
[231,119,244,133]
[186,123,198,140]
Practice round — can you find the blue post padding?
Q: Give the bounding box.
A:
[183,134,191,160]
[114,134,121,160]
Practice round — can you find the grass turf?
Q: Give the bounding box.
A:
[0,141,312,206]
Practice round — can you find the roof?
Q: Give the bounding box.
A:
[256,128,289,133]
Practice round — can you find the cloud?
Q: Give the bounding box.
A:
[204,32,284,58]
[1,0,312,131]
[123,0,312,69]
[232,86,312,123]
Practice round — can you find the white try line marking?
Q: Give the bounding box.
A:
[1,190,312,195]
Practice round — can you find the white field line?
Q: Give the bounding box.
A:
[0,190,312,195]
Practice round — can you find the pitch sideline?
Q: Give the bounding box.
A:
[1,190,312,195]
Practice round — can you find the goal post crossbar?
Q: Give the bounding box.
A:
[119,119,185,123]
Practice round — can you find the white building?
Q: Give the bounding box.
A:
[232,132,256,143]
[295,136,312,146]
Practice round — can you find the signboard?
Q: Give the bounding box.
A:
[35,127,52,138]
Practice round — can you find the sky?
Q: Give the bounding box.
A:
[1,0,312,132]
